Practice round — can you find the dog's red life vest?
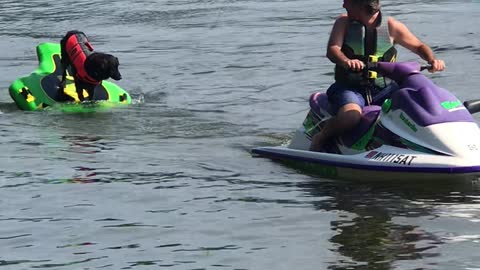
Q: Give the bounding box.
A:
[64,33,100,85]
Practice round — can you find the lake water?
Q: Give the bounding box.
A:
[1,0,480,269]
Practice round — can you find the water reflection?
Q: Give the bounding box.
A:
[47,166,99,184]
[300,180,480,269]
[61,135,114,154]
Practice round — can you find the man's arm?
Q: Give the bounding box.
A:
[327,15,365,71]
[388,17,445,72]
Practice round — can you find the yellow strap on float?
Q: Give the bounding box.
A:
[82,89,89,99]
[19,87,35,103]
[62,84,79,102]
[59,74,91,102]
[26,94,35,103]
[119,93,128,103]
[63,83,89,102]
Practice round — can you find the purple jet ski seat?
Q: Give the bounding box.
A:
[309,92,332,116]
[309,92,381,147]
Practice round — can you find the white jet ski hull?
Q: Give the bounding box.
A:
[252,145,480,182]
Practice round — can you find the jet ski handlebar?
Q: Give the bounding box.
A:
[420,64,433,71]
[362,57,480,115]
[363,60,432,84]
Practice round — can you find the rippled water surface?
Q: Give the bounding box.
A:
[1,0,480,269]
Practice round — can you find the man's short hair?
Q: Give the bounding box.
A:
[352,0,380,15]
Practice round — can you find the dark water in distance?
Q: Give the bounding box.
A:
[1,0,480,269]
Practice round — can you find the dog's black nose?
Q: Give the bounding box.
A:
[111,70,122,80]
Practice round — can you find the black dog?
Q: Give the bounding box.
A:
[59,30,122,101]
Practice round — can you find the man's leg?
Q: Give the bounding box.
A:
[309,103,362,152]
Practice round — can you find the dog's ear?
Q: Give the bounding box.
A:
[85,53,122,81]
[84,54,105,80]
[109,57,122,81]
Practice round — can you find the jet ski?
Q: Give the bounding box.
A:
[252,60,480,182]
[8,42,131,112]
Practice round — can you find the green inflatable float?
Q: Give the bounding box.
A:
[8,42,131,112]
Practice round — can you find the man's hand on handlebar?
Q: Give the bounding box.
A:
[427,59,445,73]
[342,59,365,72]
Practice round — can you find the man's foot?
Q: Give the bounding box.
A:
[309,133,326,152]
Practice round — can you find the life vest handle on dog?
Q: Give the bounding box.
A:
[64,31,100,85]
